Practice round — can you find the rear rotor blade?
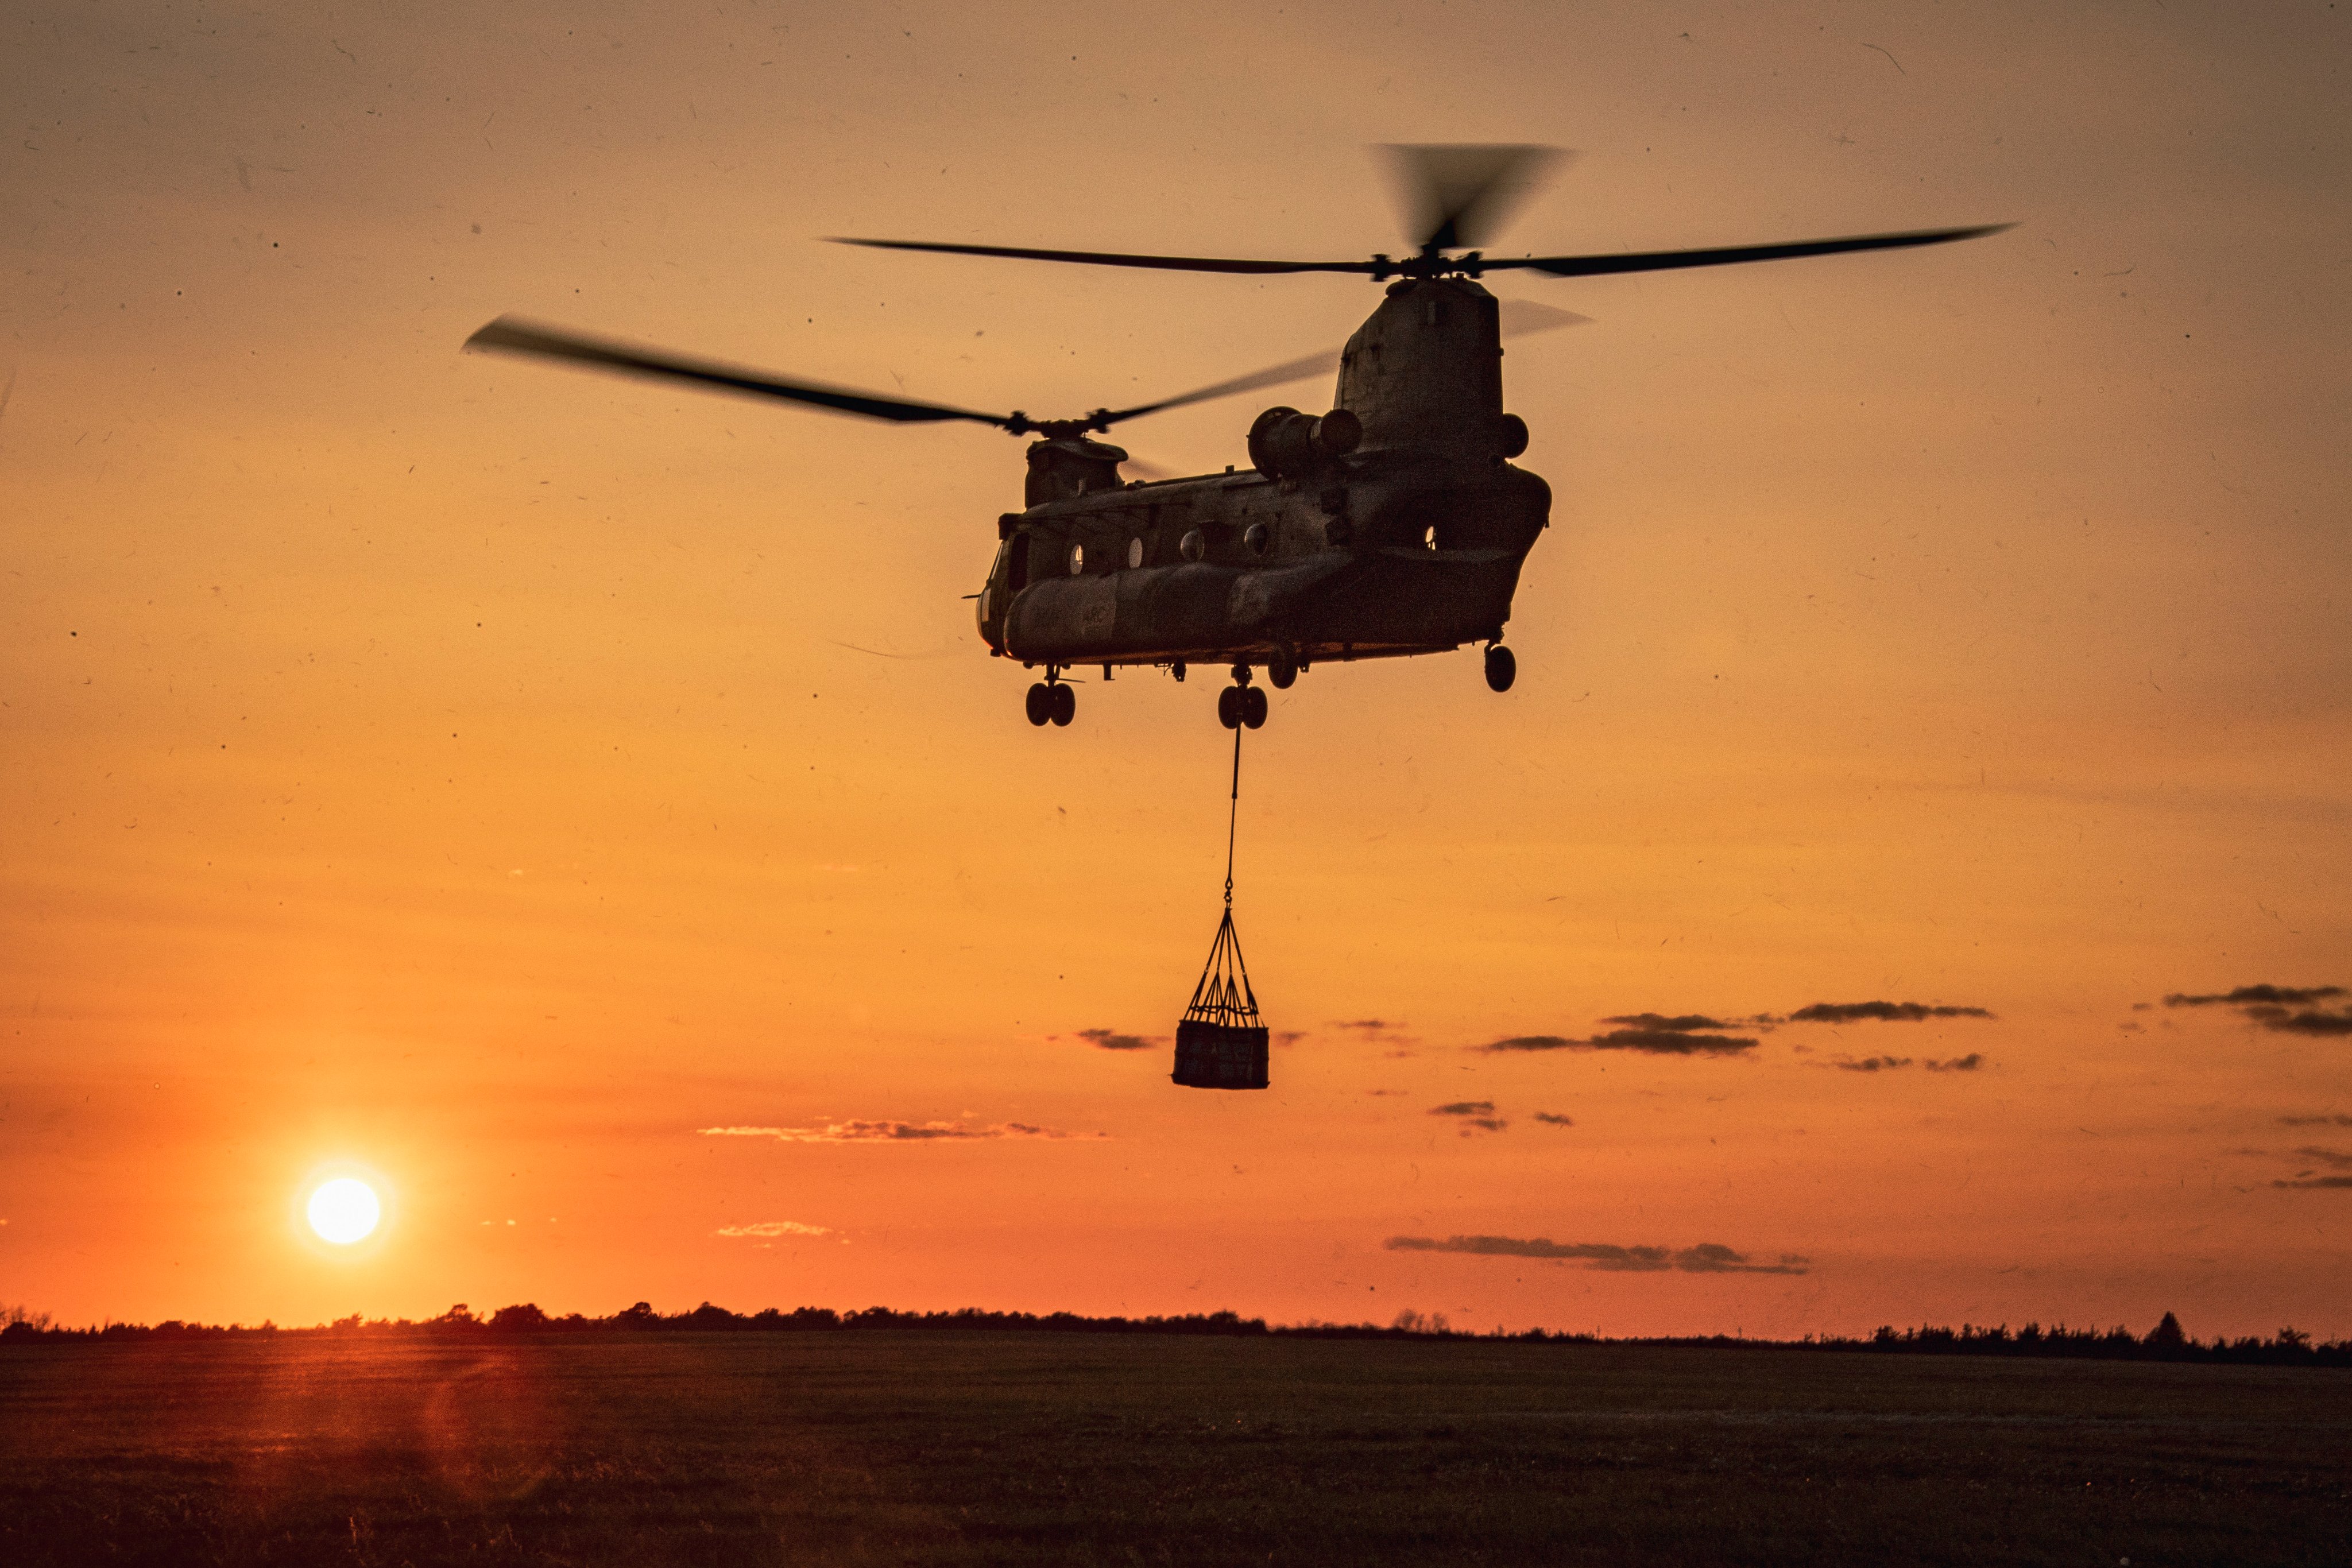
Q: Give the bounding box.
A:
[1095,348,1344,427]
[463,316,1013,428]
[1495,297,1594,338]
[1380,144,1571,251]
[830,237,1379,277]
[1493,223,2011,279]
[1095,299,1591,429]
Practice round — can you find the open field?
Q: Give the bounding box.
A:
[4,1333,2347,1565]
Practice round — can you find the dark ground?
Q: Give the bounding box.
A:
[3,1333,2346,1565]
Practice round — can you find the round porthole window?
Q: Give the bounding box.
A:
[1244,522,1270,556]
[1127,537,1143,569]
[1069,543,1085,574]
[1179,529,1206,562]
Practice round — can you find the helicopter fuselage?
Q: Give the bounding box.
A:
[979,276,1551,674]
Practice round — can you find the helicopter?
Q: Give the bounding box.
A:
[467,146,2004,730]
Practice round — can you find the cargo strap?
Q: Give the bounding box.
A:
[1223,721,1241,909]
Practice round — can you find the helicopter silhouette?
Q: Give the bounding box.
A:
[467,146,2003,730]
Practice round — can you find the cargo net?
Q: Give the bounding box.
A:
[1183,907,1261,1031]
[1173,723,1270,1090]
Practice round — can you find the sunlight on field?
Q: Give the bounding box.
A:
[1,1334,2346,1567]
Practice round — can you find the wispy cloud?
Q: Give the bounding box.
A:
[1601,1012,1743,1032]
[1788,1001,1995,1024]
[714,1219,833,1238]
[1429,1100,1507,1134]
[699,1120,1107,1143]
[1533,1111,1575,1126]
[1816,1052,1986,1074]
[1075,1027,1156,1052]
[1385,1235,1808,1274]
[1482,1027,1757,1056]
[2273,1176,2352,1190]
[2280,1113,2352,1128]
[2165,984,2352,1036]
[2262,1011,2352,1036]
[2168,984,2345,1008]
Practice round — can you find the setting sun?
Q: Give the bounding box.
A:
[306,1179,381,1245]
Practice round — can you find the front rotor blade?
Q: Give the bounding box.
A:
[831,237,1379,277]
[1380,144,1570,251]
[463,317,1013,428]
[1494,223,2011,279]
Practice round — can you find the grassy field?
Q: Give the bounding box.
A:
[3,1333,2347,1565]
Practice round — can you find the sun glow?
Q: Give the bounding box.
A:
[307,1178,381,1245]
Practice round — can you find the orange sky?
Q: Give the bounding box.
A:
[5,1,2348,1339]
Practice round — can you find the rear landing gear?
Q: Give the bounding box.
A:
[1218,665,1268,730]
[1026,673,1076,727]
[1484,643,1516,694]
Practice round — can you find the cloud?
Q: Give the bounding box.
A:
[1076,1027,1156,1052]
[2167,984,2346,1008]
[2280,1114,2352,1128]
[1601,1012,1739,1032]
[1384,1235,1808,1274]
[2256,1009,2352,1036]
[1816,1051,1986,1073]
[2291,1146,2352,1170]
[699,1120,1107,1142]
[2272,1176,2352,1190]
[1533,1112,1574,1126]
[2161,984,2352,1037]
[1788,1001,1995,1024]
[1429,1101,1507,1133]
[713,1219,832,1238]
[1482,1027,1757,1056]
[1334,1019,1396,1032]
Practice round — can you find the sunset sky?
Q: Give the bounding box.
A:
[5,1,2347,1339]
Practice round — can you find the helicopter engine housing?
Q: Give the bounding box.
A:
[1246,406,1362,481]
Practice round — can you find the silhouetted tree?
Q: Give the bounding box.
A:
[2145,1311,2187,1352]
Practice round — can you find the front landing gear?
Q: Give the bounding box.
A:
[1026,672,1076,727]
[1484,642,1517,694]
[1217,665,1268,730]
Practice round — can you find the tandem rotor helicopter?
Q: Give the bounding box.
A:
[467,147,2003,731]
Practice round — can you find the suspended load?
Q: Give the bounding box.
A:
[1174,907,1269,1090]
[1174,708,1271,1090]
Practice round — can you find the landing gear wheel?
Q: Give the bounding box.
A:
[1268,650,1297,690]
[1484,644,1517,694]
[1025,683,1051,726]
[1217,687,1241,729]
[1241,686,1268,729]
[1049,682,1076,727]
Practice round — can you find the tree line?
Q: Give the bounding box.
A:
[2,1302,2343,1365]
